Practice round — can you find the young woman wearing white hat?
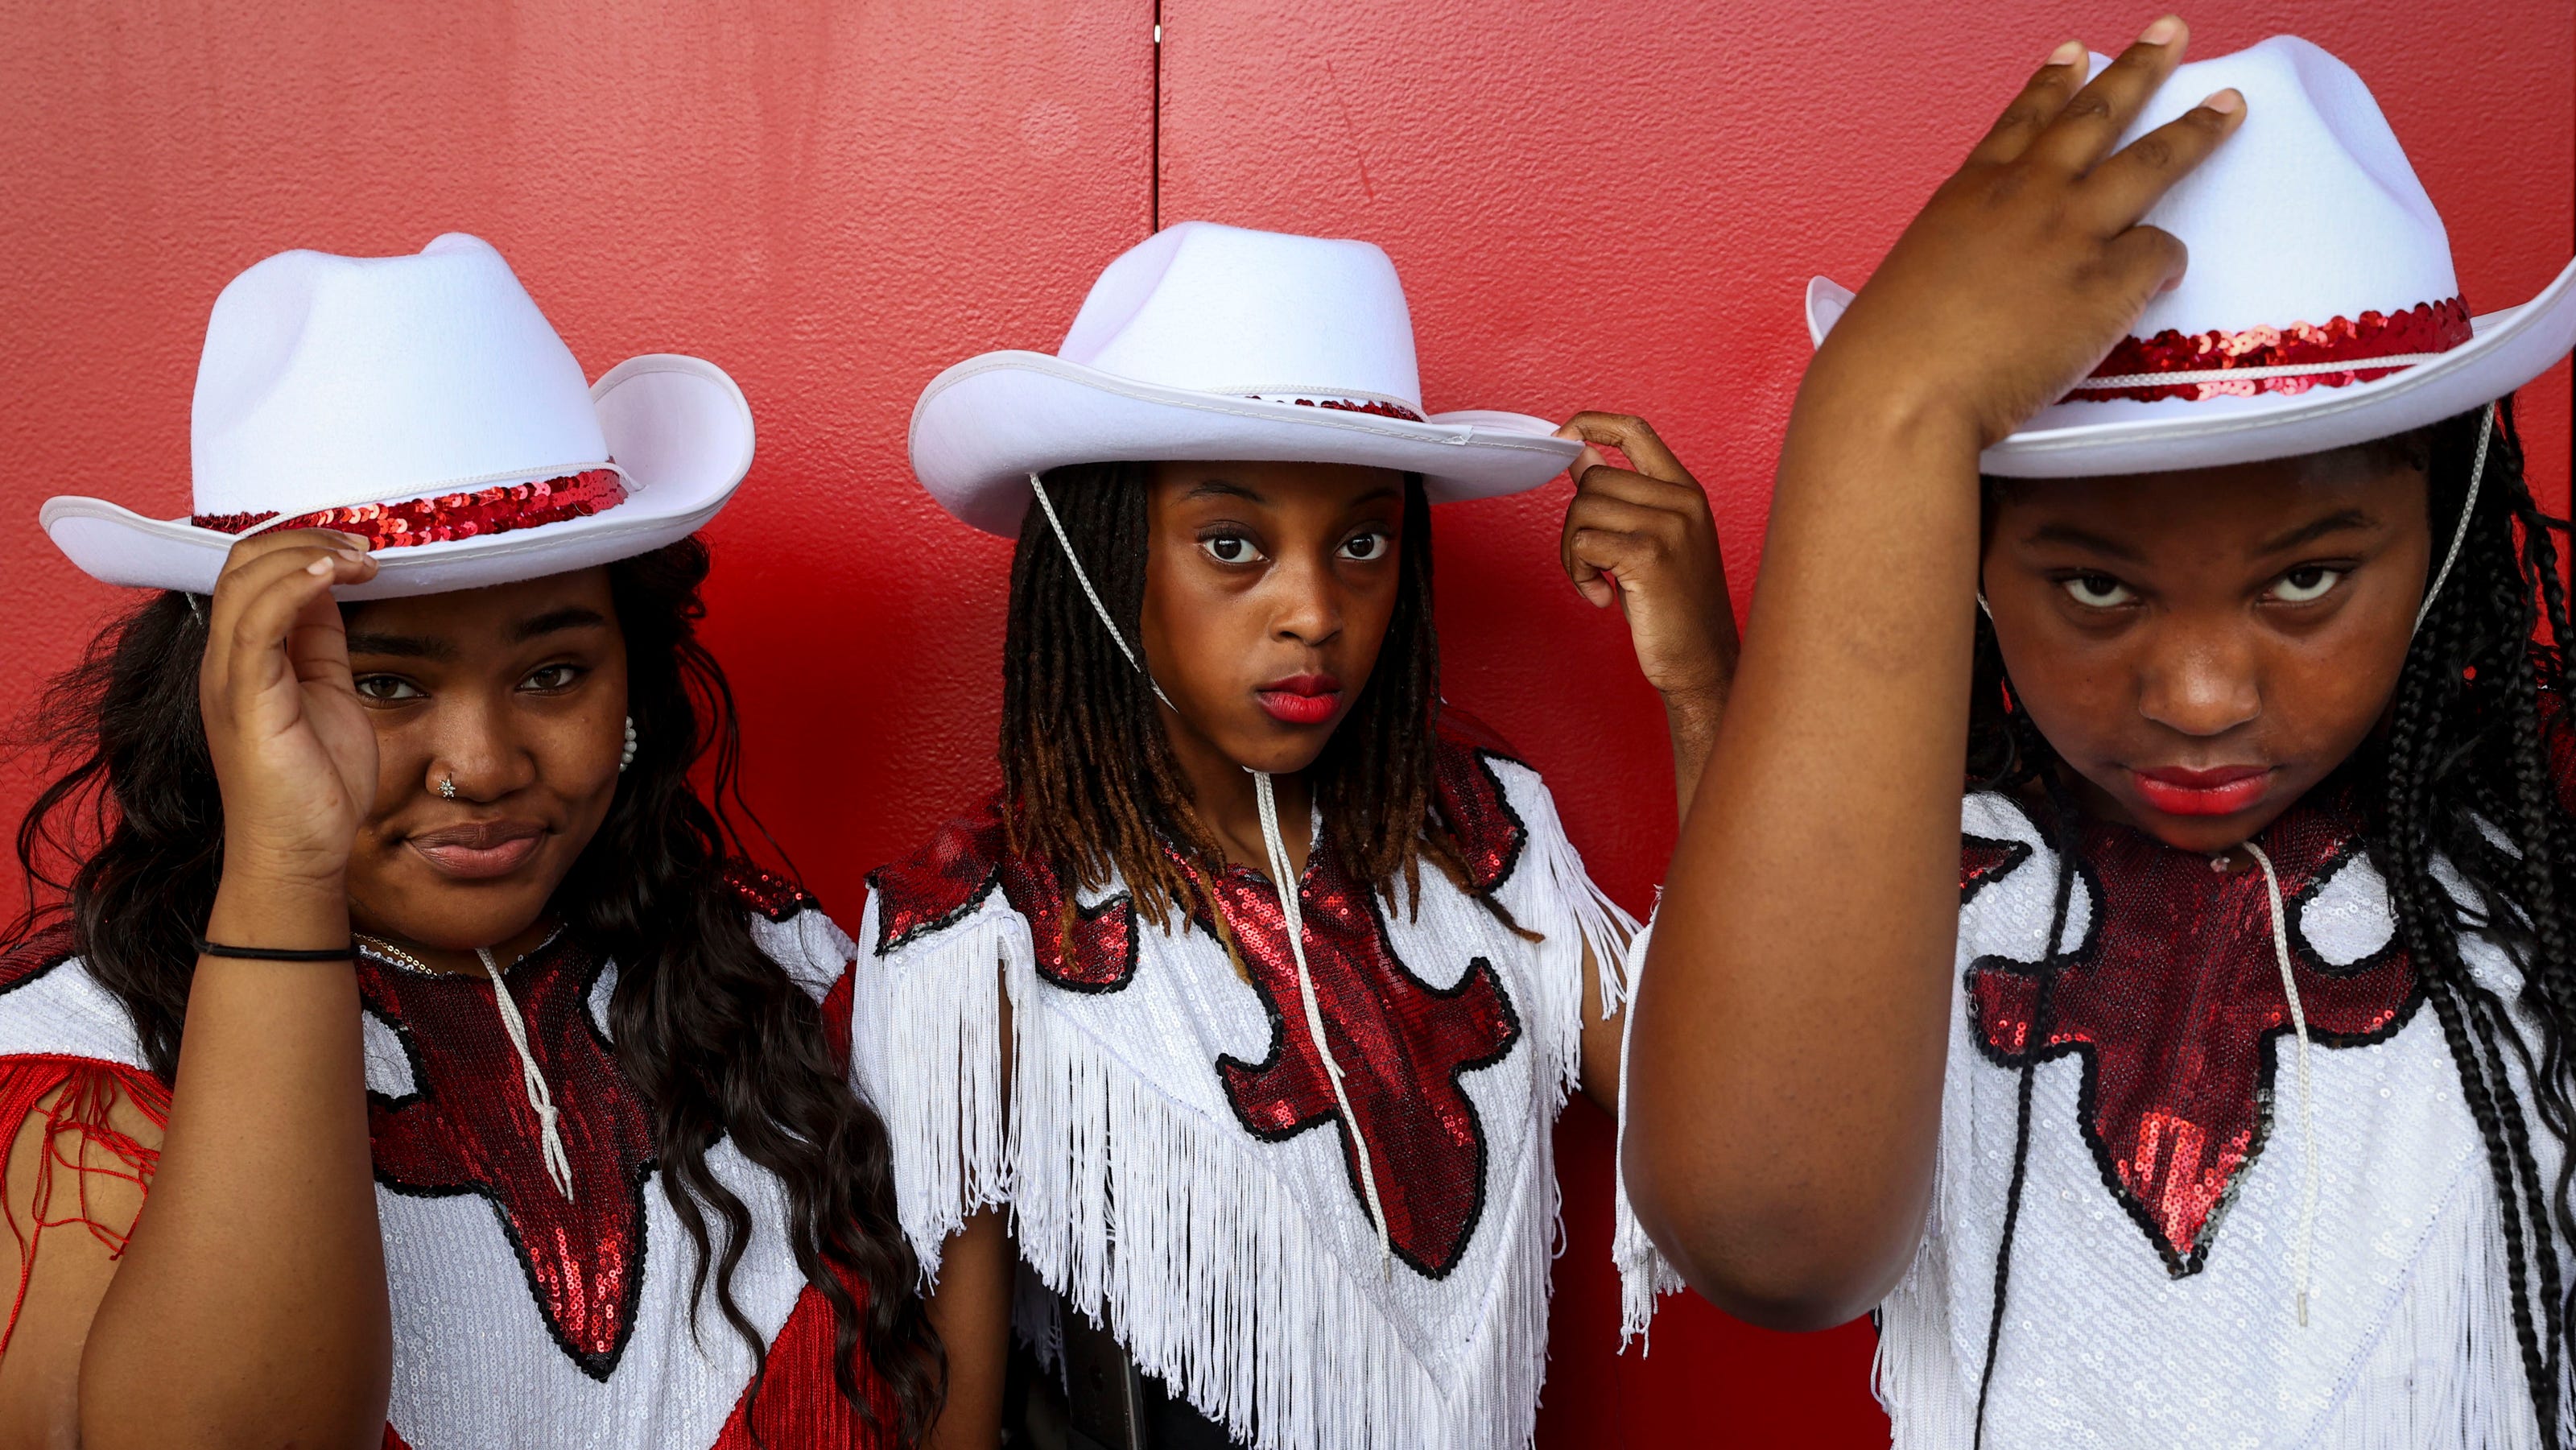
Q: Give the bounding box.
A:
[1604,21,2576,1448]
[1,235,939,1448]
[861,220,1736,1449]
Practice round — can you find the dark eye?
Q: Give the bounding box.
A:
[1199,534,1264,565]
[522,663,584,692]
[353,675,423,702]
[2062,573,2136,609]
[2270,566,2343,604]
[1340,531,1389,562]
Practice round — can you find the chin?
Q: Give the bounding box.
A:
[353,856,564,952]
[1225,723,1335,777]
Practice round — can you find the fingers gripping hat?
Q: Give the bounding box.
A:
[1807,35,2576,477]
[908,220,1581,535]
[42,233,753,600]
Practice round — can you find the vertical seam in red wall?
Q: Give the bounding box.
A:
[1150,0,1163,233]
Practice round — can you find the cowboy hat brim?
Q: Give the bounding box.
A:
[909,350,1583,538]
[1804,254,2576,477]
[40,353,754,600]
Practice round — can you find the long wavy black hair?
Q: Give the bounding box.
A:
[1965,399,2576,1444]
[9,537,942,1443]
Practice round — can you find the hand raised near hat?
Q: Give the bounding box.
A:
[1554,412,1737,816]
[199,530,382,892]
[1809,19,2246,449]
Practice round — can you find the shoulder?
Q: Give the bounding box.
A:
[720,861,860,1009]
[1428,706,1538,894]
[864,791,1026,957]
[0,923,152,1072]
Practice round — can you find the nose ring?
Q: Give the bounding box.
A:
[438,775,457,801]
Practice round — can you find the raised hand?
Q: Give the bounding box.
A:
[198,530,381,890]
[1555,412,1737,812]
[1809,19,2245,451]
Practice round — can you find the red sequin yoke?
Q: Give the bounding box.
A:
[869,711,1539,1277]
[1961,791,2421,1275]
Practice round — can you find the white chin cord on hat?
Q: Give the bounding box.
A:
[1975,404,2497,1330]
[1026,473,1396,1271]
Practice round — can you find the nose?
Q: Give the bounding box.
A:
[2136,614,2263,739]
[1269,548,1345,649]
[427,694,539,803]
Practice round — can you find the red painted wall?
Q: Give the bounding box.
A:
[0,3,2566,1446]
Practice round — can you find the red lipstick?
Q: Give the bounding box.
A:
[1256,672,1344,727]
[407,820,547,879]
[2132,765,2273,817]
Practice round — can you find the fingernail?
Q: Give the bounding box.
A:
[2202,88,2242,115]
[2047,39,2085,67]
[307,559,333,576]
[2140,14,2181,46]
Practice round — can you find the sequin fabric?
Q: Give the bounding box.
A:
[193,467,629,550]
[2069,297,2472,403]
[1198,841,1522,1279]
[867,713,1536,1277]
[724,861,818,923]
[1247,395,1428,423]
[0,907,897,1446]
[1967,787,2421,1274]
[361,935,658,1378]
[869,805,1138,989]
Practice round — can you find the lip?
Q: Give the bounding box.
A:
[2130,764,2275,818]
[406,820,548,880]
[1255,672,1344,727]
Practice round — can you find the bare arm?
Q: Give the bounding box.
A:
[64,532,394,1448]
[1556,413,1737,819]
[1620,22,2244,1329]
[922,1211,1014,1450]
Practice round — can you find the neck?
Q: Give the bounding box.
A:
[1159,702,1313,881]
[354,915,561,977]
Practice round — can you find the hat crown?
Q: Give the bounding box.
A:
[1055,221,1424,409]
[190,233,609,517]
[2120,36,2456,338]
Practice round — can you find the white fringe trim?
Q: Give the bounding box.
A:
[1491,766,1639,1098]
[850,889,1025,1287]
[1608,911,1688,1348]
[857,764,1637,1448]
[1012,993,1558,1450]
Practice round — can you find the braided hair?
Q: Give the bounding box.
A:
[1965,398,2576,1444]
[998,460,1492,938]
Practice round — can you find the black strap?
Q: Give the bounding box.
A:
[192,935,358,962]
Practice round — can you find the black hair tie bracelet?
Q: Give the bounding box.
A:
[192,935,360,963]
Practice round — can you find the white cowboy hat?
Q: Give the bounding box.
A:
[40,233,754,600]
[908,220,1580,536]
[1805,35,2576,478]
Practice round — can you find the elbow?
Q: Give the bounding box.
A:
[1623,1141,1919,1333]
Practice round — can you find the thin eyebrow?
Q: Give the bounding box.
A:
[2252,509,2378,557]
[345,632,453,662]
[510,605,610,644]
[1347,486,1402,508]
[2022,522,2148,564]
[1184,479,1267,504]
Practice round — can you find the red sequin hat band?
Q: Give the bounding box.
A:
[192,465,631,552]
[2065,297,2473,404]
[1241,392,1426,423]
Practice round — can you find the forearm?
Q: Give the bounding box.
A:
[924,1212,1013,1450]
[81,867,390,1448]
[1625,391,1982,1326]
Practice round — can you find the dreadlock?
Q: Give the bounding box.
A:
[998,460,1488,939]
[1965,398,2576,1444]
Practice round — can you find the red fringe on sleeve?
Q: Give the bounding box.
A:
[0,1055,170,1359]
